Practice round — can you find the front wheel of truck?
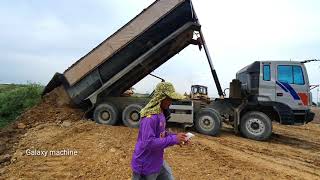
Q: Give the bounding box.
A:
[94,103,119,125]
[240,111,272,141]
[195,108,221,136]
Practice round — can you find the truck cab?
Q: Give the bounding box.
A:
[236,61,314,125]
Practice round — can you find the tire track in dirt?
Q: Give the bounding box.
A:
[189,124,320,179]
[167,138,292,180]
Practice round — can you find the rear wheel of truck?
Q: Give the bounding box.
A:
[93,103,118,125]
[122,104,142,128]
[240,111,272,141]
[195,108,221,136]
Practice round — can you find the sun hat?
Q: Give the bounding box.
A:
[140,82,185,117]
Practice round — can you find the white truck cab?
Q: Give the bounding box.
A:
[237,61,314,126]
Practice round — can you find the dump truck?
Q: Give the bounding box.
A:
[43,0,315,141]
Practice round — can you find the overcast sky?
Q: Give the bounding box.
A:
[0,0,319,102]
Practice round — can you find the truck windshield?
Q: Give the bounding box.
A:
[277,65,305,85]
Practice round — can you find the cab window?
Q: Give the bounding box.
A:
[199,87,203,94]
[199,87,207,95]
[192,87,198,93]
[277,65,304,85]
[293,66,304,85]
[263,65,270,81]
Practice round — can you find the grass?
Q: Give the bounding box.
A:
[0,84,28,93]
[0,83,43,128]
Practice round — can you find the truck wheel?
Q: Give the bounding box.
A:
[93,103,118,125]
[240,111,272,141]
[122,104,142,128]
[195,108,221,136]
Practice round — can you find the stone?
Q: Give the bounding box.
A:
[17,123,26,129]
[10,157,17,163]
[61,121,72,127]
[109,148,116,153]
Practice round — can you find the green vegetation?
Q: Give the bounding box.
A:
[0,84,28,93]
[0,83,43,128]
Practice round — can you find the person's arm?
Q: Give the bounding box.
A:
[140,117,179,150]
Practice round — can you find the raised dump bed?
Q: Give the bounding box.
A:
[43,0,200,106]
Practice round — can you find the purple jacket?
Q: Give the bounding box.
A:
[131,113,179,175]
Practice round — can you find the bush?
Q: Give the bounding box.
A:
[0,83,43,128]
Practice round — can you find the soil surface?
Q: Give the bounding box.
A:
[0,91,319,180]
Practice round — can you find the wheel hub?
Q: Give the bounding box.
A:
[251,122,259,130]
[101,111,110,120]
[246,118,265,135]
[200,115,215,130]
[130,111,140,122]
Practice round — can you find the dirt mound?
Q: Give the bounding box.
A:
[0,87,83,169]
[17,87,82,127]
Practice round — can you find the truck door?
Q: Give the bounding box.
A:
[259,62,276,102]
[275,64,309,110]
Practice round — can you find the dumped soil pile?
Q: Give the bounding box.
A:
[0,87,83,169]
[0,90,319,179]
[16,86,83,126]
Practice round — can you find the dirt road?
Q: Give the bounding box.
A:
[0,94,319,179]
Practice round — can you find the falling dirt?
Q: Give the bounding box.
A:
[0,90,319,179]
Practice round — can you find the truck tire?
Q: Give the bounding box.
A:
[93,103,118,125]
[122,104,142,128]
[195,108,221,136]
[240,111,272,141]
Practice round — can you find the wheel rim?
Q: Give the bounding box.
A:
[199,115,215,131]
[130,111,140,122]
[245,118,265,136]
[100,111,111,121]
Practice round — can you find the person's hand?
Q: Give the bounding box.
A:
[176,133,187,144]
[184,139,191,145]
